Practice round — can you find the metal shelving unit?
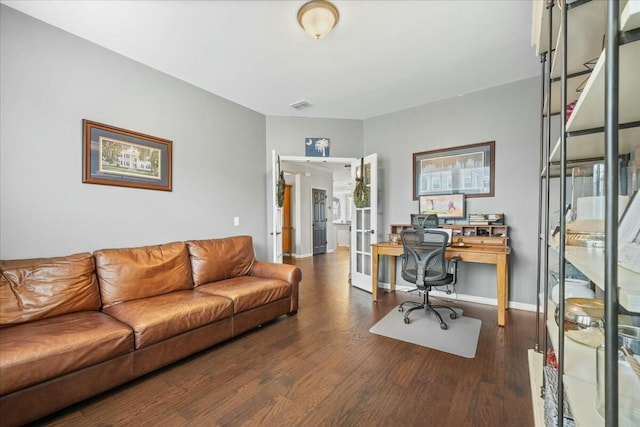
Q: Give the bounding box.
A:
[530,0,640,425]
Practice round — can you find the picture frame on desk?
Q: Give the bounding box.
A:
[413,141,494,199]
[418,193,465,220]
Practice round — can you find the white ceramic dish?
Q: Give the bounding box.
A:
[551,278,595,304]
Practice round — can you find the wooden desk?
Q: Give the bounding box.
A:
[371,242,512,326]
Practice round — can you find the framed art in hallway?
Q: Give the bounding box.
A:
[83,120,172,191]
[413,141,494,199]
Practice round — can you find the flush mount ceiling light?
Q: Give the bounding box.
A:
[297,0,340,40]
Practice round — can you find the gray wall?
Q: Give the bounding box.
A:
[364,78,541,307]
[0,6,269,259]
[266,117,363,158]
[1,5,541,306]
[265,117,363,259]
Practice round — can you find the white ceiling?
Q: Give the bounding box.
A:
[2,0,540,121]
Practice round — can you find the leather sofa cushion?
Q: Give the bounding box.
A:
[186,236,255,286]
[196,276,291,314]
[0,253,101,326]
[95,241,194,308]
[0,311,133,396]
[102,290,233,349]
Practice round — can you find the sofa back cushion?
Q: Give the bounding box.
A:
[95,241,193,308]
[186,236,255,287]
[0,253,101,326]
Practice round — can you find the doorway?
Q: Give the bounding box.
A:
[312,188,327,255]
[275,156,356,259]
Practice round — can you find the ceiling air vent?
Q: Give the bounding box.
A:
[289,99,312,110]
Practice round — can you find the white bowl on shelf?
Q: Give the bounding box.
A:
[551,278,595,304]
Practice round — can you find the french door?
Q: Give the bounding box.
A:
[350,153,378,292]
[270,150,283,263]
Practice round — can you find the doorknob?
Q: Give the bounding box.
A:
[370,229,375,234]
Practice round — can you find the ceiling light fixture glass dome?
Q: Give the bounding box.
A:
[297,0,339,39]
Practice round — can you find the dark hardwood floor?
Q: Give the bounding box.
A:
[34,248,536,426]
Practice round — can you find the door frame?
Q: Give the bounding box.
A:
[274,156,357,258]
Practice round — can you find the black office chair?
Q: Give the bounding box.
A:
[398,228,460,330]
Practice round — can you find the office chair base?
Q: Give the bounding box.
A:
[399,301,457,330]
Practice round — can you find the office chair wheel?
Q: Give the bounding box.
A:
[404,317,411,324]
[450,313,458,320]
[440,322,448,330]
[398,306,404,312]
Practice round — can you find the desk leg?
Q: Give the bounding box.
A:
[389,255,396,294]
[497,254,508,326]
[372,246,379,302]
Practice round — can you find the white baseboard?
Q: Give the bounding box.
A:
[379,282,537,312]
[292,250,338,258]
[293,252,314,258]
[509,301,537,312]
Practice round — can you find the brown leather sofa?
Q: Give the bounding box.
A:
[0,235,301,427]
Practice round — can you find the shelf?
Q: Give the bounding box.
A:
[535,2,640,425]
[550,0,606,80]
[389,224,509,247]
[528,349,545,427]
[543,76,587,116]
[566,41,640,133]
[546,301,604,427]
[543,0,640,116]
[531,0,560,56]
[564,376,604,427]
[546,6,640,161]
[622,0,640,32]
[564,245,640,312]
[549,240,640,312]
[548,126,640,163]
[546,302,598,383]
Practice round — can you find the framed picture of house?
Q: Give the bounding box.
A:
[83,120,172,191]
[413,141,494,199]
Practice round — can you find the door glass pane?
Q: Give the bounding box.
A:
[357,253,363,273]
[363,253,371,275]
[357,230,363,252]
[363,209,370,231]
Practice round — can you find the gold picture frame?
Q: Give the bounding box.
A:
[83,120,172,191]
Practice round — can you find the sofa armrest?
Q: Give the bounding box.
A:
[249,261,301,314]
